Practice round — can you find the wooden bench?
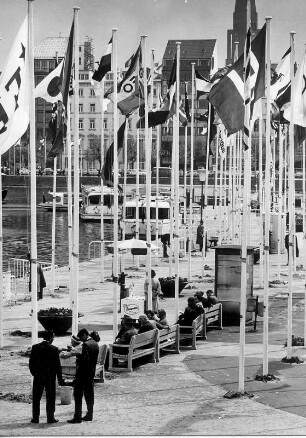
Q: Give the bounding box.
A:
[203,303,223,340]
[108,329,158,372]
[179,314,205,350]
[156,324,180,362]
[60,344,108,383]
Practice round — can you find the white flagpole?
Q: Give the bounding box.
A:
[258,111,264,288]
[183,83,188,242]
[214,132,219,210]
[174,42,181,320]
[135,127,140,269]
[188,63,195,281]
[28,0,38,345]
[202,103,212,276]
[100,78,105,283]
[122,115,128,272]
[51,157,57,295]
[112,28,119,338]
[72,6,80,335]
[67,101,73,308]
[286,31,296,360]
[277,123,283,281]
[303,138,306,343]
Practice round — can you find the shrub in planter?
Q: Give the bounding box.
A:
[158,276,188,298]
[37,307,73,335]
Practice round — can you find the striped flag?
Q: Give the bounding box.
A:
[195,69,212,99]
[91,36,112,96]
[243,27,252,149]
[283,51,306,126]
[270,48,291,111]
[208,23,266,135]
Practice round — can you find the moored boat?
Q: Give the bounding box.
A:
[79,185,123,222]
[38,191,82,212]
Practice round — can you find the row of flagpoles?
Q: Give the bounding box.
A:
[0,0,306,395]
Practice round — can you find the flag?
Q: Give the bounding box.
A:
[283,52,306,126]
[208,23,266,135]
[0,17,29,154]
[102,119,127,185]
[105,44,144,116]
[137,57,176,128]
[270,48,291,110]
[243,26,252,149]
[91,36,112,96]
[196,106,216,155]
[195,69,212,99]
[184,82,190,122]
[34,60,64,103]
[48,103,58,143]
[218,125,226,158]
[47,20,74,164]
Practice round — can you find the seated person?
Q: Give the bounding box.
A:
[206,289,218,306]
[177,296,204,327]
[194,291,210,308]
[145,310,158,329]
[111,316,138,366]
[138,314,155,334]
[156,309,170,330]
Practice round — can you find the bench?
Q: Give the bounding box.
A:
[156,324,180,362]
[203,303,223,340]
[60,344,108,383]
[179,314,205,350]
[108,329,158,372]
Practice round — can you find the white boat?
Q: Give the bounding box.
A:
[79,185,123,222]
[121,196,179,240]
[38,191,82,212]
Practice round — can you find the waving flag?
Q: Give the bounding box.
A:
[0,17,29,154]
[47,19,74,165]
[34,60,64,103]
[208,23,266,134]
[195,69,212,99]
[102,119,127,185]
[91,36,112,96]
[283,52,306,127]
[137,57,176,128]
[270,48,291,110]
[105,44,145,116]
[243,26,252,150]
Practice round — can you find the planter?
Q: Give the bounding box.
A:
[159,279,188,298]
[38,315,72,335]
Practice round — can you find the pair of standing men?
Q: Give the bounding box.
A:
[29,328,99,424]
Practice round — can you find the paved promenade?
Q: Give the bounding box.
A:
[1,211,306,435]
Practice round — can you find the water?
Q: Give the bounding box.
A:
[2,208,114,271]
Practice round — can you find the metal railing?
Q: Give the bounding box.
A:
[88,240,113,261]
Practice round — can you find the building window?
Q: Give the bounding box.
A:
[153,87,157,97]
[79,104,83,113]
[41,61,47,70]
[79,88,83,97]
[79,57,82,66]
[90,89,95,96]
[79,73,89,80]
[79,119,83,130]
[103,119,108,129]
[49,60,55,70]
[90,103,95,113]
[79,46,82,52]
[89,119,95,129]
[34,60,40,70]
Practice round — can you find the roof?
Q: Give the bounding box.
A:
[163,40,216,60]
[34,37,68,59]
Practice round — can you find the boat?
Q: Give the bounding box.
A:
[38,191,82,212]
[79,185,123,222]
[121,196,180,240]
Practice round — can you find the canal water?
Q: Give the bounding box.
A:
[2,183,114,270]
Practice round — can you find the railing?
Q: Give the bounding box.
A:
[88,240,113,261]
[5,258,59,304]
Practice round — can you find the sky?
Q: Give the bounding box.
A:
[0,0,306,70]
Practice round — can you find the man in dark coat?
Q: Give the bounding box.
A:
[67,328,99,423]
[29,330,64,424]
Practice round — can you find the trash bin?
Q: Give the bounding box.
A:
[59,386,73,405]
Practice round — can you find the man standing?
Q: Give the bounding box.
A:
[29,330,64,424]
[67,328,99,423]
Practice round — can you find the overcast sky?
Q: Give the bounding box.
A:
[1,0,306,70]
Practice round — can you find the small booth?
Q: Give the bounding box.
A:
[214,245,255,325]
[121,296,145,320]
[269,212,286,254]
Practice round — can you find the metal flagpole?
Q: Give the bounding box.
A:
[183,83,188,255]
[112,28,119,339]
[135,127,140,269]
[122,116,128,272]
[0,162,3,346]
[188,63,195,282]
[202,103,212,276]
[67,100,73,308]
[277,123,283,281]
[303,138,306,343]
[28,0,38,345]
[71,6,80,335]
[286,31,296,360]
[100,78,105,283]
[258,111,264,288]
[142,35,153,310]
[51,157,57,295]
[174,42,181,320]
